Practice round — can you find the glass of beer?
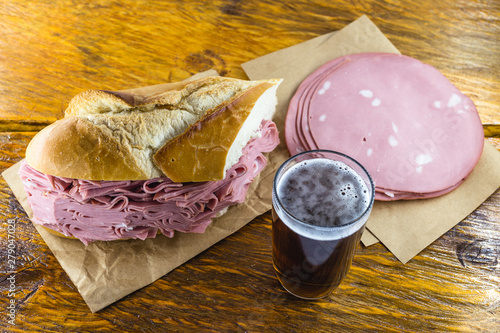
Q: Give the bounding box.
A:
[272,150,374,299]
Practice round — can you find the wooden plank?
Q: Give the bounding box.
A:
[0,0,498,331]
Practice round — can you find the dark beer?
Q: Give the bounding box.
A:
[272,151,374,299]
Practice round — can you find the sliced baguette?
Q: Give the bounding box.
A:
[154,79,281,182]
[25,76,282,181]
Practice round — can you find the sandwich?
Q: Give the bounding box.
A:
[19,76,282,245]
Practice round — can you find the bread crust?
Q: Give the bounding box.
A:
[26,117,147,180]
[154,81,276,182]
[25,76,282,181]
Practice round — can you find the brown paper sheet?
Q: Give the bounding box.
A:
[1,69,282,312]
[242,15,500,263]
[360,228,379,247]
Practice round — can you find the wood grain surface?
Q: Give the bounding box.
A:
[0,0,499,332]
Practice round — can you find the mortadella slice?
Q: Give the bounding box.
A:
[285,53,484,201]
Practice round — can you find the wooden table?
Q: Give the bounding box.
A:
[1,0,499,331]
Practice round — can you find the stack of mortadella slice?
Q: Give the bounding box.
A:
[285,53,484,200]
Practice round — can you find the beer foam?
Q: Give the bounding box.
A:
[274,158,371,241]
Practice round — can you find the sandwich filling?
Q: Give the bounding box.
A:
[20,120,279,245]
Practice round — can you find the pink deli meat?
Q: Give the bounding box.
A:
[285,53,484,200]
[20,120,279,245]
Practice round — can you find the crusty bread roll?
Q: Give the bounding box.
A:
[25,76,282,181]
